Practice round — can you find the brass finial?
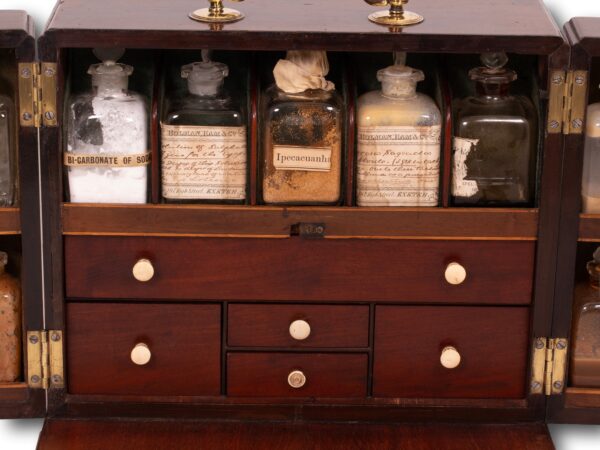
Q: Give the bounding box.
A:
[190,0,245,24]
[364,0,424,27]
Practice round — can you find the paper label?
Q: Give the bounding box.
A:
[161,124,247,200]
[452,137,479,198]
[357,125,441,206]
[64,152,151,167]
[273,146,332,172]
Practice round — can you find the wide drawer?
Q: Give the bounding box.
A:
[66,303,221,396]
[228,304,369,348]
[227,353,368,398]
[373,306,529,399]
[64,236,535,304]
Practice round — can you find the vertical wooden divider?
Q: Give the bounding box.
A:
[249,54,259,205]
[441,71,453,208]
[344,60,356,207]
[150,51,163,204]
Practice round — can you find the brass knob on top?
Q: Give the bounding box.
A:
[444,262,467,285]
[288,370,306,389]
[130,343,152,366]
[132,258,155,282]
[440,346,461,369]
[289,320,311,341]
[365,0,424,27]
[190,0,245,24]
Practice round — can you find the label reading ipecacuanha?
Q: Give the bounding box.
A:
[273,146,332,172]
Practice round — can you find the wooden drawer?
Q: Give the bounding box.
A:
[228,304,369,348]
[373,306,529,399]
[227,353,367,398]
[64,236,534,304]
[66,303,221,396]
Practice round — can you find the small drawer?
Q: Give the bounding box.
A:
[227,353,367,398]
[65,236,534,304]
[228,304,369,348]
[66,303,221,396]
[373,306,529,399]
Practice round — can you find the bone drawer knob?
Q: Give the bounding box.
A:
[444,262,467,285]
[440,346,461,369]
[287,370,307,389]
[130,343,152,366]
[132,258,155,282]
[289,320,311,341]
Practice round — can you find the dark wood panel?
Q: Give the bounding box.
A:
[568,18,600,56]
[578,214,600,241]
[37,419,554,450]
[66,303,221,396]
[227,353,367,398]
[565,388,600,409]
[61,204,539,239]
[0,384,45,418]
[228,304,369,348]
[0,208,20,233]
[64,236,535,303]
[373,306,529,399]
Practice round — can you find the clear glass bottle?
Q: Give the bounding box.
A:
[0,95,16,207]
[161,53,246,203]
[571,247,600,387]
[357,53,441,207]
[261,51,343,205]
[451,53,538,207]
[0,252,20,382]
[581,98,600,213]
[65,48,149,204]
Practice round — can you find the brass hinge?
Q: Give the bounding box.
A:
[547,70,588,135]
[530,337,568,396]
[18,62,58,128]
[26,330,65,389]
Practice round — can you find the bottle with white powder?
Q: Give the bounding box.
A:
[65,48,149,203]
[582,94,600,213]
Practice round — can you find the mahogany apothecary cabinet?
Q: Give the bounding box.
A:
[3,0,600,448]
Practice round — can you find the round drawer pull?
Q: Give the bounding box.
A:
[130,343,152,366]
[289,320,311,341]
[132,258,155,282]
[440,346,461,369]
[287,370,306,389]
[444,262,467,285]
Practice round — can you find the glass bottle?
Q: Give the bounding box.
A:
[0,252,21,382]
[0,95,15,207]
[161,53,246,203]
[571,247,600,387]
[65,48,149,204]
[357,53,441,207]
[261,51,343,205]
[581,97,600,213]
[451,53,537,207]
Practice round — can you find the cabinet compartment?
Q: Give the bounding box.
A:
[373,306,529,399]
[227,352,367,398]
[228,304,369,348]
[64,236,535,304]
[66,303,221,396]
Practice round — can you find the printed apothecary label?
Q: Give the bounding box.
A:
[161,124,247,200]
[64,152,151,167]
[452,137,479,198]
[273,146,332,172]
[357,125,441,206]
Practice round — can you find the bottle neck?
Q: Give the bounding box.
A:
[381,80,418,99]
[92,75,128,97]
[475,81,510,98]
[188,79,224,97]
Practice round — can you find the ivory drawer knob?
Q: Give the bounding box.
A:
[132,258,154,282]
[289,320,311,341]
[440,346,461,369]
[287,370,307,389]
[130,343,151,366]
[444,262,467,285]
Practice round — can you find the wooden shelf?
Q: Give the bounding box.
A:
[579,214,600,241]
[0,207,20,235]
[62,204,539,240]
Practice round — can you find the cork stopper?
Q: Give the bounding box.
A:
[273,50,335,94]
[89,48,132,95]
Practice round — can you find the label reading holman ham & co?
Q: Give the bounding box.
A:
[451,137,479,198]
[357,125,441,206]
[161,124,247,200]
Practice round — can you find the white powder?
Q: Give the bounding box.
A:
[67,93,148,203]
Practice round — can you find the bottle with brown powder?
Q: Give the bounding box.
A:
[0,251,20,382]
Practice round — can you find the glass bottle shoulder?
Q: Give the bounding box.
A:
[0,94,14,112]
[357,90,441,127]
[455,94,535,120]
[164,93,244,127]
[587,102,600,136]
[264,85,342,113]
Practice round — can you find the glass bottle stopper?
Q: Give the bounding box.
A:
[365,0,424,27]
[469,52,517,84]
[88,48,133,92]
[181,51,229,96]
[189,0,245,24]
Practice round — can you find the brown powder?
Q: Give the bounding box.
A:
[0,269,21,382]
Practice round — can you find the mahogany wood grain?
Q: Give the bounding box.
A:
[61,204,540,239]
[66,303,221,396]
[577,214,600,242]
[0,208,20,234]
[228,304,369,348]
[37,419,554,450]
[227,352,367,398]
[64,236,535,303]
[564,388,600,408]
[373,306,529,399]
